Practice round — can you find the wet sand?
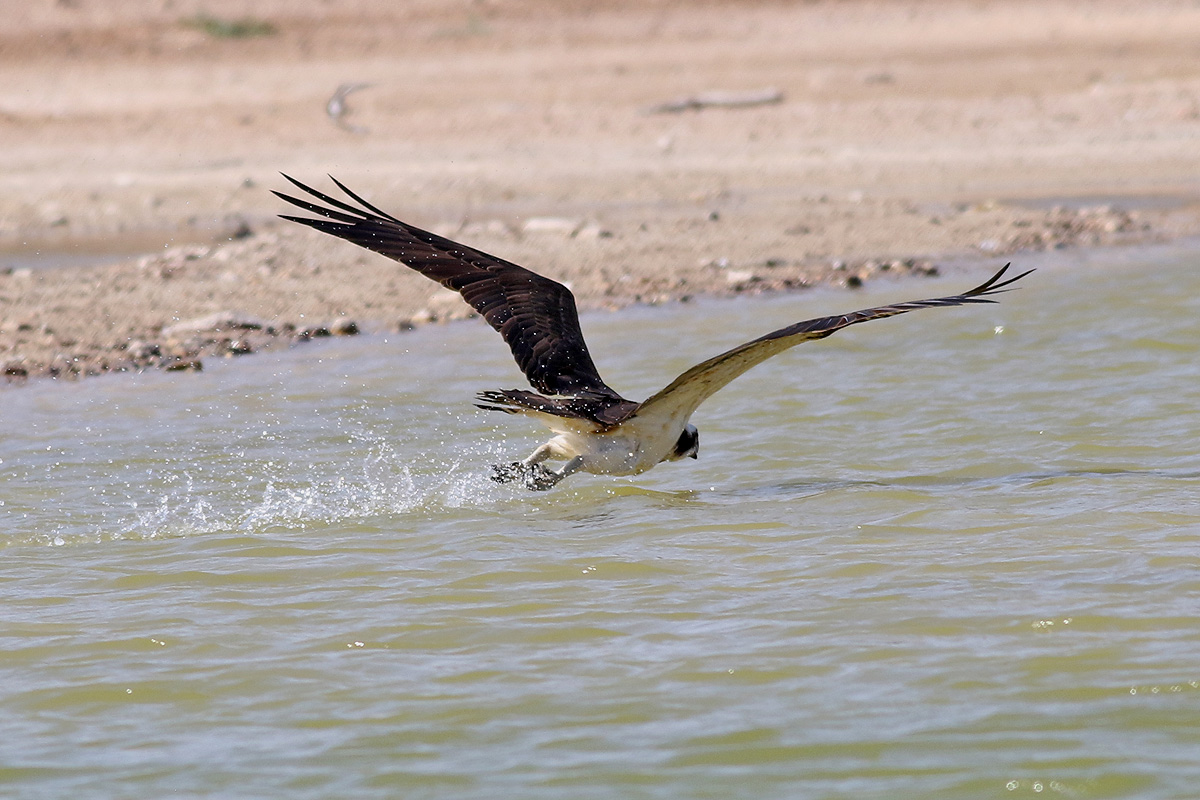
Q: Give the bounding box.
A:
[3,0,1200,382]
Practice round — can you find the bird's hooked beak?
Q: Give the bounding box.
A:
[669,424,700,462]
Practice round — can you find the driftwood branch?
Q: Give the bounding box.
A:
[644,87,784,114]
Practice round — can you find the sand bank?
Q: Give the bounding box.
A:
[3,0,1199,381]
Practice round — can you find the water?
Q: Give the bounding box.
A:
[1,231,209,273]
[2,245,1199,799]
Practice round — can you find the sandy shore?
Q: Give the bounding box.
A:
[3,0,1200,382]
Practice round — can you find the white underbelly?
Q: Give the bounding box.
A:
[545,418,683,476]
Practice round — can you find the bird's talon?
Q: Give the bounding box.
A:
[491,462,527,484]
[524,465,560,491]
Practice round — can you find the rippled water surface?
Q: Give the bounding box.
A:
[3,245,1199,799]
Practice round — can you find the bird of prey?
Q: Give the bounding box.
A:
[275,176,1031,491]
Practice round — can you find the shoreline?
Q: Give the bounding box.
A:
[2,199,1195,386]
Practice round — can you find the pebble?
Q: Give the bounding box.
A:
[724,269,760,290]
[575,223,613,240]
[522,217,581,236]
[162,310,266,338]
[330,318,359,336]
[296,325,332,339]
[126,340,161,360]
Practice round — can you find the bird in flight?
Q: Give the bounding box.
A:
[275,176,1031,491]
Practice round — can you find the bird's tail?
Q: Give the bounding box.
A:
[475,389,557,415]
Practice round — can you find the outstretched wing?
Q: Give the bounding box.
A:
[627,264,1032,428]
[273,175,628,401]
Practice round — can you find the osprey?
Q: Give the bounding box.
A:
[275,176,1031,491]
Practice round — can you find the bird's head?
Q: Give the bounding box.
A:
[668,424,700,461]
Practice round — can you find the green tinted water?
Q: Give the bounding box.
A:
[2,245,1198,798]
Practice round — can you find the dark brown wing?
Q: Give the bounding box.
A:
[273,175,628,402]
[628,263,1033,428]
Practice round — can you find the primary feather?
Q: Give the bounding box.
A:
[274,174,628,404]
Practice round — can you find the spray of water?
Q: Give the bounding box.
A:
[5,409,529,548]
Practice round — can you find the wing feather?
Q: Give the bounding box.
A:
[274,175,627,402]
[626,264,1032,427]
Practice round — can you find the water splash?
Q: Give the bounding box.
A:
[124,440,521,541]
[4,424,524,548]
